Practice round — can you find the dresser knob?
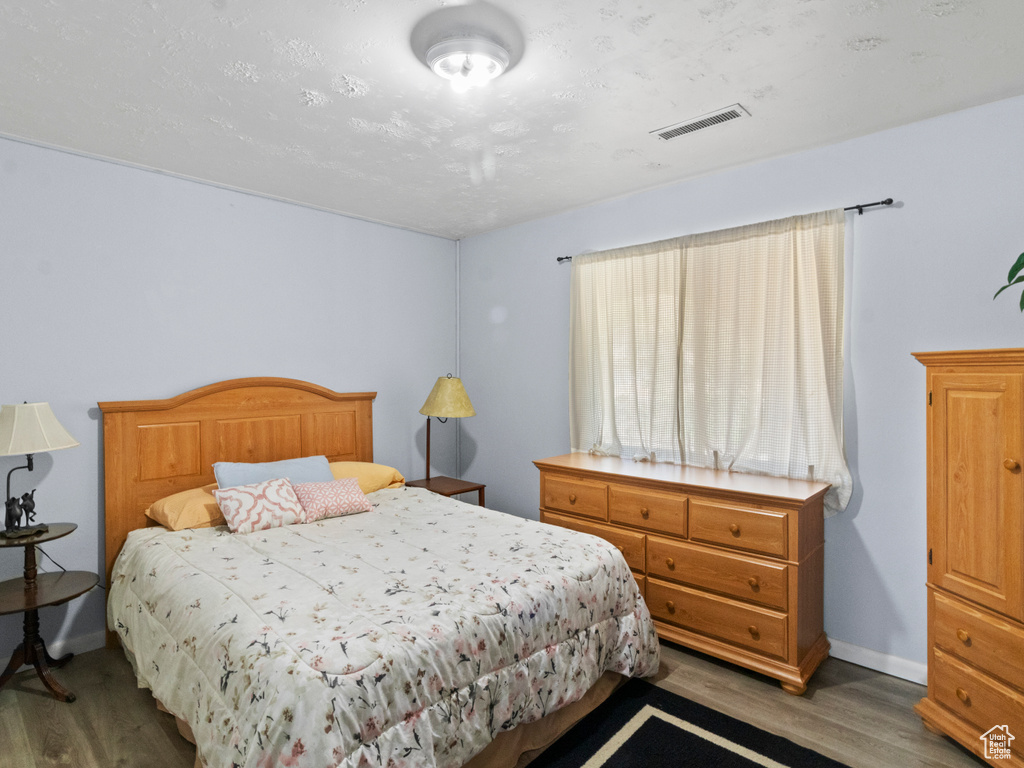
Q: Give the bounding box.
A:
[956,628,971,644]
[748,625,760,639]
[955,687,970,704]
[666,601,675,613]
[747,577,760,589]
[640,507,650,519]
[569,494,577,503]
[665,558,675,569]
[729,523,741,536]
[1005,458,1020,471]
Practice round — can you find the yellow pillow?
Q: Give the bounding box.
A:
[145,483,224,531]
[329,462,405,494]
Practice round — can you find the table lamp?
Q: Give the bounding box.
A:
[419,375,475,480]
[0,402,79,538]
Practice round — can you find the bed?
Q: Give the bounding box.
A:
[99,378,660,768]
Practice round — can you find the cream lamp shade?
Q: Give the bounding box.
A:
[1,402,78,538]
[419,376,476,420]
[0,402,79,456]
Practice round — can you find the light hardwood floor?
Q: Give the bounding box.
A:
[651,641,985,768]
[0,641,986,767]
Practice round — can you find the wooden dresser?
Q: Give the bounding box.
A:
[914,349,1024,765]
[534,453,831,694]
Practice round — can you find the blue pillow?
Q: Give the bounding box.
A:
[213,456,334,489]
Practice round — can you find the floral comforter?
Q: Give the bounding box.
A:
[108,486,660,768]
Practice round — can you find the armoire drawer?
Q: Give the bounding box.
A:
[647,536,788,611]
[931,647,1024,738]
[609,485,687,537]
[542,475,607,521]
[646,578,787,659]
[933,591,1024,691]
[541,511,645,573]
[689,500,788,559]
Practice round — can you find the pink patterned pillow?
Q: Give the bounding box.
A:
[292,477,373,522]
[213,478,305,534]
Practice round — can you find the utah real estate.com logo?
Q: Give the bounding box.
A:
[981,725,1014,761]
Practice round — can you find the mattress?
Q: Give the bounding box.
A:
[108,485,660,767]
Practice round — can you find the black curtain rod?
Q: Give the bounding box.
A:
[556,198,895,262]
[845,197,894,215]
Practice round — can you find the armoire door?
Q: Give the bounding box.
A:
[928,372,1024,620]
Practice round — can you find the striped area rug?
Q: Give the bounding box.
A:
[531,678,851,768]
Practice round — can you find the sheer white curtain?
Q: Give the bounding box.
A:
[569,209,851,515]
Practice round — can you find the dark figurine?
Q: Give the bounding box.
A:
[4,496,21,533]
[20,490,36,524]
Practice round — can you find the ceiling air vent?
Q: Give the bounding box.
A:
[651,104,749,141]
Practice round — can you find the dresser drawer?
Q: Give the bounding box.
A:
[689,501,788,559]
[609,485,687,537]
[633,574,646,600]
[541,474,607,521]
[646,578,787,659]
[933,591,1024,691]
[647,536,788,611]
[931,647,1024,738]
[541,511,646,572]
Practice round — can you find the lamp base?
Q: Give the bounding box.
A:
[1,524,48,539]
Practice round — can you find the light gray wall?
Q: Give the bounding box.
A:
[457,93,1024,673]
[0,137,459,654]
[7,91,1023,677]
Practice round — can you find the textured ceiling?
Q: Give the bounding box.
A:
[2,0,1023,239]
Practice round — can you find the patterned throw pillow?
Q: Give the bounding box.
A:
[292,477,373,522]
[213,478,305,534]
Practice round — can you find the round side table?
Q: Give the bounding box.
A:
[0,523,99,702]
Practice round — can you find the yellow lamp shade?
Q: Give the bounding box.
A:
[419,376,476,419]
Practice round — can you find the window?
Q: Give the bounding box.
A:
[569,209,851,515]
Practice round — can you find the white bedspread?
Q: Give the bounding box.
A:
[108,486,659,768]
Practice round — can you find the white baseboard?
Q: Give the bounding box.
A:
[25,630,107,668]
[7,629,106,677]
[828,638,927,685]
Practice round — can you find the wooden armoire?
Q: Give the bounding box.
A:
[914,349,1024,765]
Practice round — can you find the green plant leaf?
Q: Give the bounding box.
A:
[993,274,1024,300]
[1009,252,1024,283]
[1018,289,1024,312]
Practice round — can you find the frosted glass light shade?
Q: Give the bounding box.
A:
[0,402,79,456]
[427,37,509,90]
[419,377,476,419]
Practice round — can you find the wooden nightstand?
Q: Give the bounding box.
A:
[406,476,485,506]
[0,523,99,702]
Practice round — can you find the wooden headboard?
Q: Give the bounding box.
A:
[98,377,376,590]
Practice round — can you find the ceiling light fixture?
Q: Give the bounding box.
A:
[426,37,510,92]
[411,3,523,94]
